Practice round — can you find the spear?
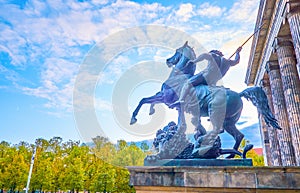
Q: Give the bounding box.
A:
[228,22,265,59]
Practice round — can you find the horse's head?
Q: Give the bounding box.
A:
[166,41,196,68]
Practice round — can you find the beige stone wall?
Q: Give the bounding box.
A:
[128,166,300,192]
[135,186,300,193]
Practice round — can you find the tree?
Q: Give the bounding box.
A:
[83,154,97,192]
[127,143,146,166]
[0,141,11,191]
[31,149,54,192]
[49,137,63,154]
[2,147,28,192]
[62,143,89,192]
[91,136,116,164]
[113,141,145,167]
[51,156,64,192]
[140,142,150,152]
[31,138,55,192]
[48,137,64,192]
[113,167,135,193]
[0,137,139,193]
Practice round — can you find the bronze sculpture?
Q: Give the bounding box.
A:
[171,46,242,108]
[130,41,281,160]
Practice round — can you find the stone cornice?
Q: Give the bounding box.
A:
[248,0,289,86]
[285,0,300,18]
[245,0,277,85]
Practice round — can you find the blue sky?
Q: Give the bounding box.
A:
[0,0,261,145]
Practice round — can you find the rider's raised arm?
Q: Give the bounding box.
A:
[228,46,242,66]
[192,53,212,63]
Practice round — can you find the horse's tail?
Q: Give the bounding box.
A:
[239,86,282,130]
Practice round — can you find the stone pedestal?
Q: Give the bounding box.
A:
[128,166,300,192]
[144,158,252,167]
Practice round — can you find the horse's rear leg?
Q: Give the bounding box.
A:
[191,116,206,139]
[177,106,187,134]
[224,123,244,158]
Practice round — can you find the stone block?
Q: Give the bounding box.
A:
[256,171,289,189]
[225,171,256,188]
[185,171,224,187]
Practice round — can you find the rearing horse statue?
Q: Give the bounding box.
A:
[130,41,281,158]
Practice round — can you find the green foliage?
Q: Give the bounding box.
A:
[112,142,145,167]
[140,142,150,152]
[236,139,265,166]
[0,136,144,193]
[1,144,28,191]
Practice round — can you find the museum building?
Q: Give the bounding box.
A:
[245,0,300,166]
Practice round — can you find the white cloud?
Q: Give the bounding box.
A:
[102,54,132,83]
[225,0,259,23]
[22,58,78,112]
[99,0,170,29]
[197,3,226,17]
[176,3,194,22]
[95,98,112,112]
[153,49,173,62]
[0,0,260,117]
[192,30,244,51]
[0,64,21,84]
[22,79,75,112]
[91,0,110,6]
[43,58,78,83]
[0,28,28,67]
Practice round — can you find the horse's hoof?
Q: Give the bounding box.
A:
[149,108,155,115]
[130,117,137,125]
[226,154,235,159]
[242,144,254,158]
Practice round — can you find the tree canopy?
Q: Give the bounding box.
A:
[0,136,145,193]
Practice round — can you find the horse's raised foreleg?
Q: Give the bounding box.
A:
[149,89,174,115]
[149,104,155,115]
[130,92,164,125]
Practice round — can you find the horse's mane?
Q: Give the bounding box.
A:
[186,45,196,60]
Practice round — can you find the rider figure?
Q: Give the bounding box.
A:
[171,47,242,107]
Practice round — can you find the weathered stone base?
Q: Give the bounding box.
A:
[133,186,300,193]
[144,159,253,166]
[127,166,300,192]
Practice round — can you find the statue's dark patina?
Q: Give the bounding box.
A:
[130,41,281,160]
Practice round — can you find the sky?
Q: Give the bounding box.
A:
[0,0,261,145]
